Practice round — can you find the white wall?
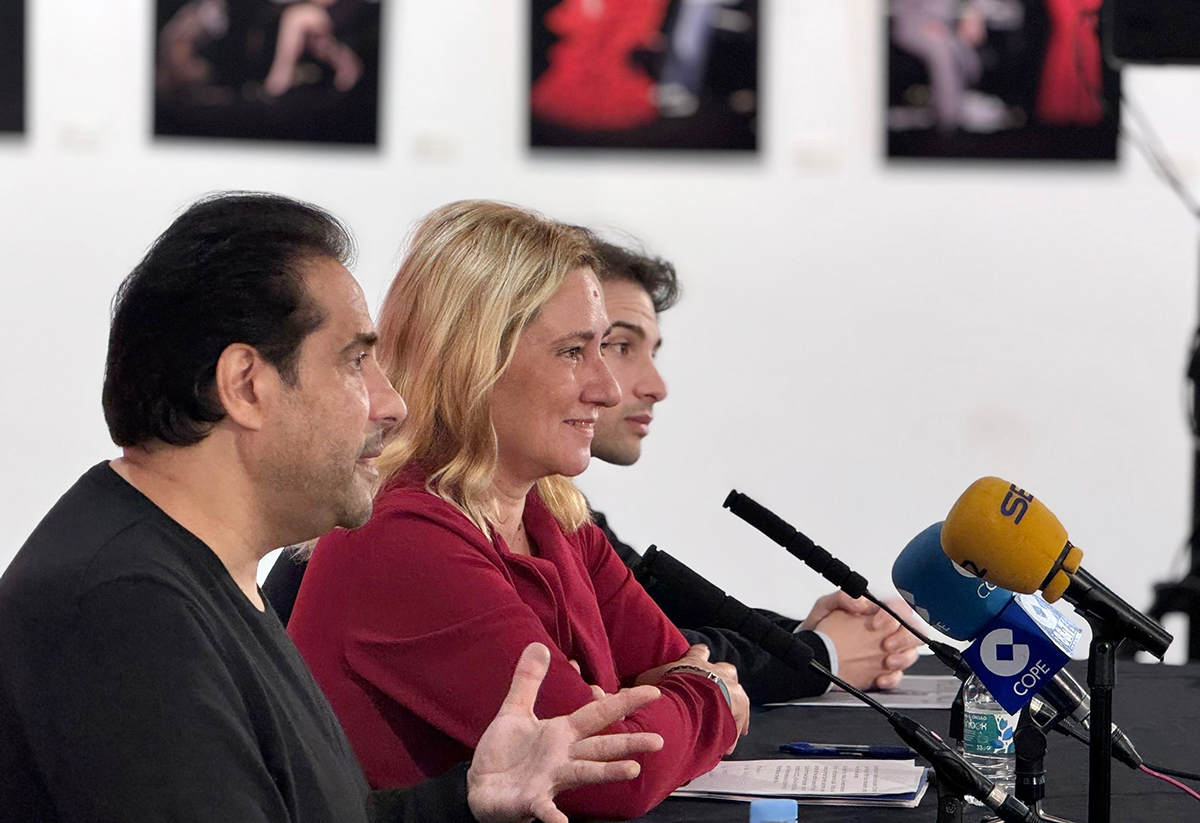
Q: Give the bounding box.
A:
[3,1,1197,659]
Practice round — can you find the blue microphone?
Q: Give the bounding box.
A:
[893,524,1080,714]
[894,522,1010,639]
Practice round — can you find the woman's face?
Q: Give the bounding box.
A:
[490,268,620,488]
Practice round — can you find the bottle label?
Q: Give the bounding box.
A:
[963,708,1016,755]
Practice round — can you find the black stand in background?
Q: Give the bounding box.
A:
[1145,240,1200,662]
[1145,310,1200,658]
[1146,569,1199,659]
[1108,4,1200,661]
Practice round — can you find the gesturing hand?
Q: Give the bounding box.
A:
[466,643,665,823]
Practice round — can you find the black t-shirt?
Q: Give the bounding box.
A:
[0,462,474,823]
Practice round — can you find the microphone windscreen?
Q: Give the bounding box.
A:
[723,490,795,547]
[941,477,1082,603]
[892,522,1013,641]
[639,546,727,616]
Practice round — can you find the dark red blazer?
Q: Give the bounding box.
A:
[289,475,736,819]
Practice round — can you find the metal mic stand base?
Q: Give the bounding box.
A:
[1027,803,1073,823]
[977,804,1073,823]
[1014,706,1079,823]
[936,787,967,823]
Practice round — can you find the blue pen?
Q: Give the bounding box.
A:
[779,742,916,759]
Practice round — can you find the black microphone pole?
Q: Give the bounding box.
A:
[637,547,1039,823]
[723,490,974,681]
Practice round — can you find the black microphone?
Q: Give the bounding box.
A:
[637,546,1039,823]
[635,546,814,672]
[723,490,975,682]
[723,490,868,597]
[1062,568,1172,659]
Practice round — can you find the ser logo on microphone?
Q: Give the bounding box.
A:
[999,484,1033,525]
[979,628,1030,677]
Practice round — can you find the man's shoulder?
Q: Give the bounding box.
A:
[0,463,215,626]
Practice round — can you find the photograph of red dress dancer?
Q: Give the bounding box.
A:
[530,0,759,151]
[1036,0,1104,125]
[531,0,671,131]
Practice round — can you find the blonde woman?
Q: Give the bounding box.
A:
[289,201,748,820]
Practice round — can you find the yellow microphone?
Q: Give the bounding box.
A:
[941,477,1083,603]
[942,476,1171,658]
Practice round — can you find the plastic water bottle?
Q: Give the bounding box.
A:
[961,674,1016,803]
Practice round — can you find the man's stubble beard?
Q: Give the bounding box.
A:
[261,438,375,540]
[590,426,641,467]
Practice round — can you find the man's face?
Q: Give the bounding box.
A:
[258,257,406,538]
[591,278,667,466]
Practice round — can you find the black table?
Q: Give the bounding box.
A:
[628,658,1200,822]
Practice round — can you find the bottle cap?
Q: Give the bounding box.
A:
[749,798,798,823]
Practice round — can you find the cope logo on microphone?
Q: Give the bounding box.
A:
[999,484,1033,525]
[963,595,1076,713]
[979,628,1030,677]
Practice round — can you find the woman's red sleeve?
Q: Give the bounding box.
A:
[339,507,735,819]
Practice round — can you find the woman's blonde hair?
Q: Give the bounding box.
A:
[375,200,600,537]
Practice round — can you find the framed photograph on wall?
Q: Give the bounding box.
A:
[0,0,25,134]
[154,0,382,145]
[531,0,759,151]
[886,0,1119,161]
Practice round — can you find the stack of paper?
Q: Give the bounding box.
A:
[671,759,930,808]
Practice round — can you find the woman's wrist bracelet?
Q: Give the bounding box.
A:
[663,664,732,709]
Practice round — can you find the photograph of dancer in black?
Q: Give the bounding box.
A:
[154,0,380,145]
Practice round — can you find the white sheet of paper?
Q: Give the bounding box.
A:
[672,759,925,798]
[766,674,961,709]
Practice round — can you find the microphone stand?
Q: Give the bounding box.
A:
[1056,571,1167,822]
[720,490,1151,820]
[1085,626,1117,823]
[1014,707,1076,823]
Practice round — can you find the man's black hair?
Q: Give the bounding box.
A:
[102,191,355,448]
[590,240,681,314]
